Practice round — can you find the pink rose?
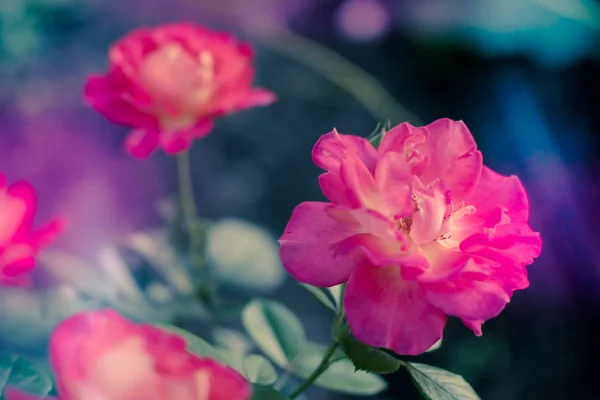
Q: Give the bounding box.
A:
[84,23,276,158]
[279,119,542,355]
[44,309,251,400]
[0,173,63,285]
[6,309,252,400]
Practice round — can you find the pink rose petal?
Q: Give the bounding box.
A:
[345,262,447,355]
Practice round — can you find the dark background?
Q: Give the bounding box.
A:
[0,0,598,399]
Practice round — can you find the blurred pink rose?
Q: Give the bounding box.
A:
[279,119,542,355]
[0,173,63,286]
[5,389,55,400]
[50,309,251,400]
[6,309,252,400]
[84,23,276,158]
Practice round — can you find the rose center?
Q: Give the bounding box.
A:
[396,215,413,234]
[140,44,217,130]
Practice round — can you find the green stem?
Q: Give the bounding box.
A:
[176,152,215,317]
[326,355,347,367]
[289,303,348,399]
[289,339,339,399]
[176,151,199,223]
[250,24,422,125]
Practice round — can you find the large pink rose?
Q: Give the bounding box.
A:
[6,309,252,400]
[279,119,542,355]
[84,23,276,158]
[0,173,63,285]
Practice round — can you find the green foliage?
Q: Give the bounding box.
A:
[0,356,53,398]
[426,339,443,353]
[298,284,336,312]
[243,355,278,385]
[241,299,386,396]
[293,342,388,395]
[152,325,291,397]
[341,336,401,374]
[367,119,391,148]
[368,132,385,148]
[206,219,284,292]
[38,244,208,326]
[213,328,254,375]
[39,250,121,299]
[153,324,235,367]
[327,284,344,310]
[242,300,305,366]
[405,362,480,400]
[252,384,289,400]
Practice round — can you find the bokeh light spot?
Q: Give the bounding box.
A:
[335,0,391,42]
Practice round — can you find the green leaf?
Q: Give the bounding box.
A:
[206,219,284,292]
[252,384,289,400]
[426,339,442,353]
[299,284,336,312]
[153,324,231,365]
[368,132,385,148]
[327,284,344,310]
[96,246,145,300]
[341,336,401,374]
[242,300,305,366]
[367,122,383,138]
[294,342,387,395]
[0,356,53,397]
[213,328,253,374]
[367,120,392,148]
[38,251,119,299]
[244,355,278,385]
[125,230,194,296]
[406,362,480,400]
[215,300,249,318]
[384,119,392,131]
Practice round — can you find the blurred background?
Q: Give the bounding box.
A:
[0,0,598,399]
